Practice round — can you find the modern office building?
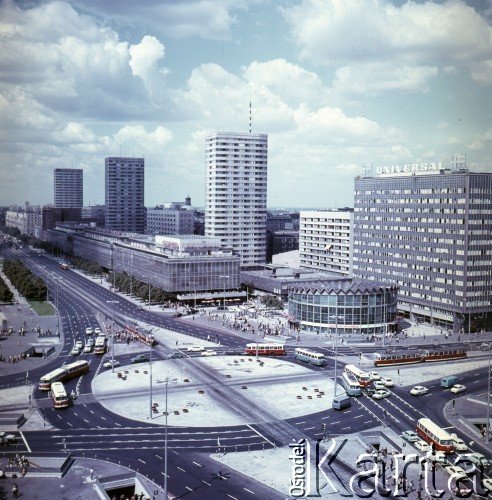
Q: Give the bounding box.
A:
[54,168,83,208]
[105,157,145,233]
[146,201,195,236]
[299,209,354,276]
[353,164,492,332]
[205,132,268,266]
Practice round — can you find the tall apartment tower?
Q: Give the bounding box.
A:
[205,132,268,266]
[353,165,492,332]
[105,157,145,233]
[299,209,353,275]
[54,168,83,208]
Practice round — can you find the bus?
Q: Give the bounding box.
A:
[39,360,90,391]
[244,343,286,356]
[341,372,362,396]
[294,348,327,366]
[344,364,371,387]
[416,418,455,454]
[50,382,69,409]
[94,336,107,355]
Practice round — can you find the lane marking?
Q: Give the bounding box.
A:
[177,466,186,472]
[246,424,276,447]
[193,461,202,467]
[20,432,31,453]
[244,488,255,494]
[138,458,146,464]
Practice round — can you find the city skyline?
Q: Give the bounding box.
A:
[1,0,492,209]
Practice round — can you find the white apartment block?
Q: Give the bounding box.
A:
[205,132,268,266]
[6,208,42,236]
[299,210,353,276]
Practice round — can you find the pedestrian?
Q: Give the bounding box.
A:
[12,483,19,498]
[90,467,94,480]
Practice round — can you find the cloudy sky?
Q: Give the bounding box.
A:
[1,0,492,209]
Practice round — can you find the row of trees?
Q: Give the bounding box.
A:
[110,271,173,304]
[0,273,14,303]
[70,256,106,277]
[3,259,47,301]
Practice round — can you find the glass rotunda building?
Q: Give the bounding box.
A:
[288,279,399,336]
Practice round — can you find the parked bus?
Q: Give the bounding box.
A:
[94,336,107,355]
[341,372,362,396]
[294,348,327,366]
[39,360,90,391]
[344,364,371,387]
[50,381,69,409]
[244,343,286,356]
[416,418,455,454]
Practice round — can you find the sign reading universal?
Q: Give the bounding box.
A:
[376,162,444,176]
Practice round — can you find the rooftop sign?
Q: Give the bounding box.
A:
[376,162,444,176]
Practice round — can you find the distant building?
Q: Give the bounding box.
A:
[105,157,145,233]
[299,209,353,276]
[54,168,83,209]
[353,164,492,332]
[6,203,42,236]
[146,200,195,236]
[205,132,268,266]
[81,205,105,226]
[269,230,299,262]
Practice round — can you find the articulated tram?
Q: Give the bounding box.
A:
[374,348,466,367]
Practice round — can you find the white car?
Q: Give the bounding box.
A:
[369,371,381,380]
[201,350,217,357]
[187,345,204,352]
[75,340,83,349]
[94,327,102,335]
[373,380,386,390]
[414,440,430,453]
[450,433,468,451]
[70,346,81,355]
[429,451,447,464]
[83,344,93,353]
[381,376,394,387]
[451,384,466,394]
[85,326,93,335]
[444,465,467,480]
[410,385,429,396]
[372,389,390,400]
[103,359,120,369]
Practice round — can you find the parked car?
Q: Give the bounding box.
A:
[103,359,120,369]
[414,440,430,453]
[201,350,217,357]
[410,385,429,396]
[401,430,419,442]
[187,345,204,352]
[451,384,466,394]
[131,354,149,364]
[380,376,394,387]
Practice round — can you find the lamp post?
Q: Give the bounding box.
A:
[107,300,119,373]
[149,333,155,420]
[164,377,177,499]
[220,275,229,309]
[52,276,62,334]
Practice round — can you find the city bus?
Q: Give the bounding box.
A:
[38,360,90,391]
[244,343,286,356]
[94,336,107,355]
[416,418,455,454]
[344,364,371,387]
[50,381,69,409]
[341,372,362,396]
[294,348,327,366]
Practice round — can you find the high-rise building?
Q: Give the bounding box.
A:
[205,132,268,266]
[353,165,492,332]
[299,209,353,276]
[54,168,83,208]
[105,157,145,233]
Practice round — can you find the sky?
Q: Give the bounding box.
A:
[1,0,492,209]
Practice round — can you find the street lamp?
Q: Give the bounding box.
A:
[219,275,229,309]
[164,376,177,499]
[149,332,155,420]
[107,300,119,373]
[52,276,62,334]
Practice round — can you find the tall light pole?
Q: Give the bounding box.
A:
[107,300,119,373]
[52,276,62,334]
[149,333,155,420]
[164,377,177,499]
[220,275,229,309]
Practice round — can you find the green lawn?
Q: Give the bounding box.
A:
[28,301,55,316]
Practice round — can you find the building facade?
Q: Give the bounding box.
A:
[105,157,145,233]
[299,209,353,276]
[205,132,268,266]
[288,279,398,336]
[146,203,195,236]
[54,168,83,208]
[6,204,42,236]
[353,167,492,332]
